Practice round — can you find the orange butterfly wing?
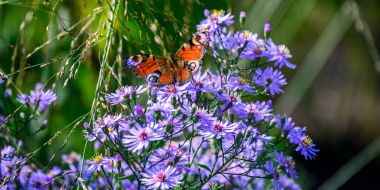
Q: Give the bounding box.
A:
[176,68,191,83]
[177,43,204,61]
[125,55,165,78]
[174,38,205,83]
[159,71,176,85]
[158,56,176,85]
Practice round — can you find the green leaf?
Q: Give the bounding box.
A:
[196,163,211,172]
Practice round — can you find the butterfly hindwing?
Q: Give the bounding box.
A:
[158,56,176,85]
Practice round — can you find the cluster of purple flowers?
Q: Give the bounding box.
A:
[0,143,62,189]
[17,83,57,112]
[80,9,318,190]
[0,9,318,190]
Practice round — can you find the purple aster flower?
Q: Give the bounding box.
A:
[149,145,191,174]
[234,101,272,121]
[17,83,57,111]
[243,127,273,157]
[240,38,266,60]
[200,120,238,139]
[205,69,224,91]
[273,114,296,134]
[19,165,31,185]
[187,71,218,94]
[182,104,215,124]
[165,145,191,166]
[274,151,297,178]
[28,170,50,190]
[288,127,319,160]
[278,175,301,190]
[197,10,234,32]
[45,166,61,186]
[96,114,122,128]
[240,30,259,42]
[122,123,163,154]
[101,156,120,173]
[264,161,282,190]
[157,83,189,102]
[145,101,175,123]
[264,161,280,179]
[105,85,146,105]
[250,127,273,142]
[86,114,123,142]
[17,94,28,104]
[87,154,111,172]
[85,126,105,142]
[266,39,296,69]
[253,67,287,96]
[216,91,243,116]
[223,31,257,54]
[1,145,15,158]
[226,74,255,94]
[118,118,134,132]
[224,32,246,53]
[27,168,60,190]
[141,166,182,190]
[149,101,174,116]
[157,115,185,136]
[1,157,13,176]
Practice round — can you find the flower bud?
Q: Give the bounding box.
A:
[264,23,271,33]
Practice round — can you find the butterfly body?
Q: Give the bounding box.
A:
[125,32,208,86]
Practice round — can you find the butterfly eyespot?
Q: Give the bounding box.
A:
[147,72,161,84]
[125,55,143,67]
[188,61,198,71]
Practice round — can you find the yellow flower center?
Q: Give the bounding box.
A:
[242,31,251,40]
[302,136,312,147]
[238,78,246,85]
[94,155,103,163]
[279,45,290,55]
[211,10,224,17]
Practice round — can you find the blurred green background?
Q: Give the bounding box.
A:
[1,0,380,189]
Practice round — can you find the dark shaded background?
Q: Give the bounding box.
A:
[1,0,379,189]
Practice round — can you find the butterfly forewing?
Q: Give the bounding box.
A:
[126,55,165,78]
[177,43,204,62]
